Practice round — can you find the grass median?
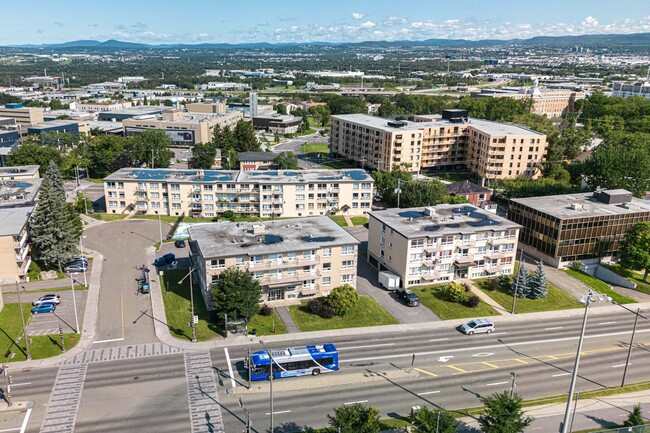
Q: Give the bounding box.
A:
[0,303,79,363]
[474,278,582,314]
[409,285,499,320]
[564,268,637,304]
[288,296,397,332]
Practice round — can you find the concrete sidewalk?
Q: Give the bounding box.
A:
[275,306,301,333]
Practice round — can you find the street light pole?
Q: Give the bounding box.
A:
[79,236,87,286]
[178,268,196,343]
[621,308,641,387]
[16,284,31,360]
[69,274,80,333]
[260,340,274,433]
[509,371,517,398]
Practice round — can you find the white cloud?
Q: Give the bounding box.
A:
[384,16,407,25]
[352,12,365,20]
[360,21,376,29]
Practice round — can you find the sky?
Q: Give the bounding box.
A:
[3,0,650,45]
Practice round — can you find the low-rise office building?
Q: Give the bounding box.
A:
[27,119,90,135]
[238,152,277,170]
[0,104,44,127]
[188,217,359,307]
[123,109,242,146]
[253,114,303,134]
[103,168,374,218]
[612,81,650,100]
[330,110,547,182]
[186,102,226,114]
[368,205,520,288]
[509,189,650,268]
[97,106,164,121]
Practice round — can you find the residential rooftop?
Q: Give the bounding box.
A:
[104,168,373,184]
[334,113,544,137]
[0,178,42,208]
[0,165,40,179]
[0,206,34,236]
[370,205,521,238]
[446,180,490,195]
[510,190,650,220]
[238,151,277,162]
[188,216,359,258]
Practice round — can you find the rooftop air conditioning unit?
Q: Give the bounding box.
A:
[570,203,584,211]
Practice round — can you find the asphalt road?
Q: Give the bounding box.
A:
[212,309,650,432]
[83,219,170,346]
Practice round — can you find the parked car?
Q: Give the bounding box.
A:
[64,262,88,272]
[154,253,176,267]
[31,302,56,314]
[71,255,89,263]
[174,240,186,248]
[33,294,61,306]
[459,318,495,335]
[396,287,420,307]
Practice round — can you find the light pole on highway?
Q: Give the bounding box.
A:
[178,268,196,343]
[509,371,516,398]
[79,235,87,286]
[259,340,274,433]
[620,306,645,387]
[69,274,81,333]
[16,284,31,360]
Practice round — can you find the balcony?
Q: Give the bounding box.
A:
[488,236,516,245]
[485,250,514,259]
[424,245,439,254]
[265,274,303,287]
[16,245,29,262]
[423,258,437,267]
[485,265,503,274]
[13,230,28,250]
[421,272,440,281]
[17,256,31,276]
[135,185,147,191]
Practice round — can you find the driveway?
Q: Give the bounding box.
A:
[356,256,440,323]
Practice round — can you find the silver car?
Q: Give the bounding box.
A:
[32,294,62,306]
[460,318,494,335]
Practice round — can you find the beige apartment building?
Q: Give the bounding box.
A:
[0,105,44,127]
[123,109,242,146]
[103,168,374,218]
[330,110,547,182]
[186,102,227,114]
[188,217,359,306]
[471,86,585,118]
[0,165,40,180]
[368,205,521,288]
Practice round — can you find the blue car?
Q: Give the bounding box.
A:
[154,253,176,267]
[31,302,56,314]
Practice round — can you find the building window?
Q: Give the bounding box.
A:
[323,263,331,272]
[322,276,331,286]
[322,248,332,257]
[341,260,354,269]
[235,256,246,267]
[211,259,226,269]
[342,246,355,255]
[340,274,354,284]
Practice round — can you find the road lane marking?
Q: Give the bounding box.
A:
[413,368,438,377]
[266,410,291,415]
[514,359,529,364]
[446,365,467,373]
[121,289,125,339]
[545,327,564,330]
[339,343,396,350]
[429,338,450,342]
[491,332,508,336]
[344,328,650,364]
[612,364,628,368]
[224,348,236,389]
[599,321,617,325]
[344,400,368,405]
[552,373,571,377]
[437,356,453,363]
[93,337,124,344]
[482,362,499,368]
[0,428,21,432]
[486,381,508,386]
[10,382,31,387]
[417,390,441,396]
[19,408,31,433]
[472,353,495,357]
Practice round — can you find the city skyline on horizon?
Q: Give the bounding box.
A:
[2,0,650,46]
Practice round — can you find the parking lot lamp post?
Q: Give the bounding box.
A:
[69,274,80,333]
[17,284,31,360]
[178,268,196,343]
[259,340,274,433]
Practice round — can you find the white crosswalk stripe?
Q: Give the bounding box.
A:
[184,350,225,433]
[39,364,88,433]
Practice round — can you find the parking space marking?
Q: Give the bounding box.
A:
[413,368,438,377]
[92,337,125,344]
[482,362,500,369]
[0,428,21,432]
[486,381,508,386]
[344,400,368,405]
[266,410,291,415]
[20,408,31,433]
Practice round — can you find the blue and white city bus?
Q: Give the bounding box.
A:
[249,344,339,381]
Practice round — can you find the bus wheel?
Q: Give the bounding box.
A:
[312,368,321,376]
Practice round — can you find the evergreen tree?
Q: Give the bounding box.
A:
[233,120,261,152]
[478,391,533,433]
[527,261,548,299]
[30,161,81,270]
[511,265,529,298]
[624,404,645,427]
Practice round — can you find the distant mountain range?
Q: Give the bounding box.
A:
[4,32,650,50]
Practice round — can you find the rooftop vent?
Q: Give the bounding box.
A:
[424,206,436,217]
[252,223,266,234]
[570,203,584,211]
[387,120,408,128]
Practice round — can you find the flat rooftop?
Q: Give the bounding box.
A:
[98,106,164,117]
[28,120,78,130]
[511,192,650,220]
[188,216,359,258]
[370,205,521,238]
[0,166,40,178]
[104,168,373,184]
[334,113,544,137]
[127,111,238,124]
[0,206,34,236]
[0,178,42,207]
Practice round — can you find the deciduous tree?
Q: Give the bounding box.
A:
[410,406,458,433]
[274,151,299,169]
[478,391,533,433]
[325,284,359,317]
[191,142,217,169]
[327,403,381,433]
[619,222,650,282]
[211,267,262,320]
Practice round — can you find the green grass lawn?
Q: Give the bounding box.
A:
[409,285,499,320]
[319,160,358,170]
[247,309,287,336]
[564,268,637,304]
[90,212,129,221]
[329,215,348,227]
[301,142,329,155]
[0,304,79,362]
[160,269,223,341]
[604,264,650,296]
[289,296,397,332]
[350,216,368,226]
[474,278,581,314]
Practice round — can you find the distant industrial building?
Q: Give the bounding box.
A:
[122,109,242,146]
[509,189,650,268]
[103,168,374,218]
[97,106,164,122]
[612,81,650,99]
[368,205,520,288]
[188,217,359,306]
[331,110,547,183]
[77,101,133,112]
[27,119,89,135]
[253,114,302,134]
[0,104,44,127]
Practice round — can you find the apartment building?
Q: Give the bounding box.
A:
[0,165,40,180]
[0,104,44,127]
[509,189,650,268]
[103,168,374,218]
[188,217,359,306]
[612,81,650,100]
[368,205,520,288]
[123,109,243,146]
[330,110,547,182]
[0,206,33,285]
[471,85,585,117]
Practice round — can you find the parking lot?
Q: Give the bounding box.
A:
[3,290,88,335]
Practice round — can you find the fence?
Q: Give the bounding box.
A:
[589,424,650,433]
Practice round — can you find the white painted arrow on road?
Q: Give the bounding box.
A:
[437,356,454,363]
[472,352,495,357]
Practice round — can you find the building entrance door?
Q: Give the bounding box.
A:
[268,288,284,301]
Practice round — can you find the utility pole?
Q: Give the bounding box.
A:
[2,363,12,407]
[245,348,252,389]
[59,321,66,352]
[395,178,402,208]
[79,236,87,286]
[69,274,80,333]
[360,156,366,171]
[178,268,196,342]
[260,340,274,433]
[509,371,517,398]
[621,308,641,387]
[16,284,31,360]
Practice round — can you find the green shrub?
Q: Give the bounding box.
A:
[441,283,467,303]
[466,295,481,308]
[27,261,42,281]
[260,304,273,316]
[325,284,359,316]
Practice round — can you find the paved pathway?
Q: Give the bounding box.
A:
[184,350,225,433]
[39,364,88,433]
[275,306,301,333]
[459,279,511,315]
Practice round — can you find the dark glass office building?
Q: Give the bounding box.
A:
[509,189,650,267]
